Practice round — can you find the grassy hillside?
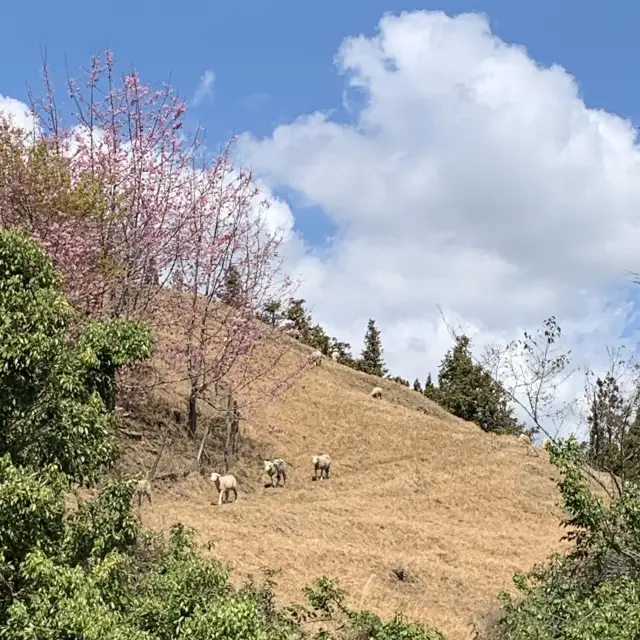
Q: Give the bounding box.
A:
[115,336,568,640]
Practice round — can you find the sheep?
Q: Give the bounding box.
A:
[518,433,531,445]
[134,478,152,507]
[264,458,287,487]
[309,349,323,366]
[542,438,551,451]
[210,472,238,505]
[286,328,301,340]
[312,453,332,481]
[331,350,340,362]
[370,386,382,399]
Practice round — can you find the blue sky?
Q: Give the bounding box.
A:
[2,0,640,246]
[3,1,640,432]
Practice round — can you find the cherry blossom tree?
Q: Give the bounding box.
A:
[0,52,310,449]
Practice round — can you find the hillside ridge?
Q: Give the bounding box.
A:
[119,338,566,640]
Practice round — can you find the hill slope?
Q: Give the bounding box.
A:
[120,340,566,640]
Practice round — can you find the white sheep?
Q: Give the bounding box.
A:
[134,478,152,507]
[542,438,551,451]
[286,328,301,340]
[518,433,531,445]
[210,472,238,505]
[312,453,332,480]
[309,350,323,366]
[264,458,287,487]
[370,386,382,399]
[331,350,340,362]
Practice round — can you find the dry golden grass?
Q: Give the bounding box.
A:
[113,332,575,640]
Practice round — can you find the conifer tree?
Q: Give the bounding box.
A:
[219,265,242,307]
[413,378,423,393]
[357,318,388,377]
[285,298,312,339]
[436,334,520,433]
[423,373,439,402]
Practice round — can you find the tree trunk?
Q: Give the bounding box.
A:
[196,422,211,467]
[188,389,198,438]
[223,397,240,474]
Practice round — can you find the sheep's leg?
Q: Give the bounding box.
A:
[281,470,286,486]
[231,488,238,502]
[325,467,330,480]
[218,491,224,506]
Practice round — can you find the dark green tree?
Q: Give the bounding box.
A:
[423,373,439,401]
[219,264,242,307]
[389,375,410,387]
[357,318,388,377]
[285,298,312,339]
[258,299,284,326]
[437,335,520,434]
[413,378,423,393]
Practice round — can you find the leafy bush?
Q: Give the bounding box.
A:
[78,318,154,411]
[0,229,447,640]
[479,436,640,639]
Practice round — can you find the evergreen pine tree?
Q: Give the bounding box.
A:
[423,373,438,401]
[285,298,312,339]
[588,374,633,477]
[260,299,284,326]
[220,265,242,307]
[436,334,520,434]
[358,318,388,377]
[413,378,423,393]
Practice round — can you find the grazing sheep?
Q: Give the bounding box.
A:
[264,458,287,487]
[134,478,152,507]
[309,349,323,366]
[312,453,332,480]
[542,438,551,451]
[286,328,301,340]
[210,472,238,505]
[518,433,531,445]
[331,350,340,362]
[370,387,382,399]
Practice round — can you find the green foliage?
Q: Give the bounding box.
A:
[288,577,446,639]
[480,436,640,639]
[413,378,423,393]
[259,299,285,326]
[357,319,388,378]
[286,298,312,339]
[435,335,521,434]
[77,318,154,411]
[389,375,410,387]
[219,265,242,308]
[423,373,439,402]
[586,372,640,483]
[0,229,123,485]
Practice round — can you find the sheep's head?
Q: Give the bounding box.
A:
[312,455,319,465]
[263,460,274,472]
[210,472,221,482]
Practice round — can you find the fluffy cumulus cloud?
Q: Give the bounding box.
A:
[0,94,37,132]
[237,10,640,436]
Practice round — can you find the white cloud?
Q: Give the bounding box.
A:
[0,95,38,133]
[237,9,640,437]
[192,70,215,106]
